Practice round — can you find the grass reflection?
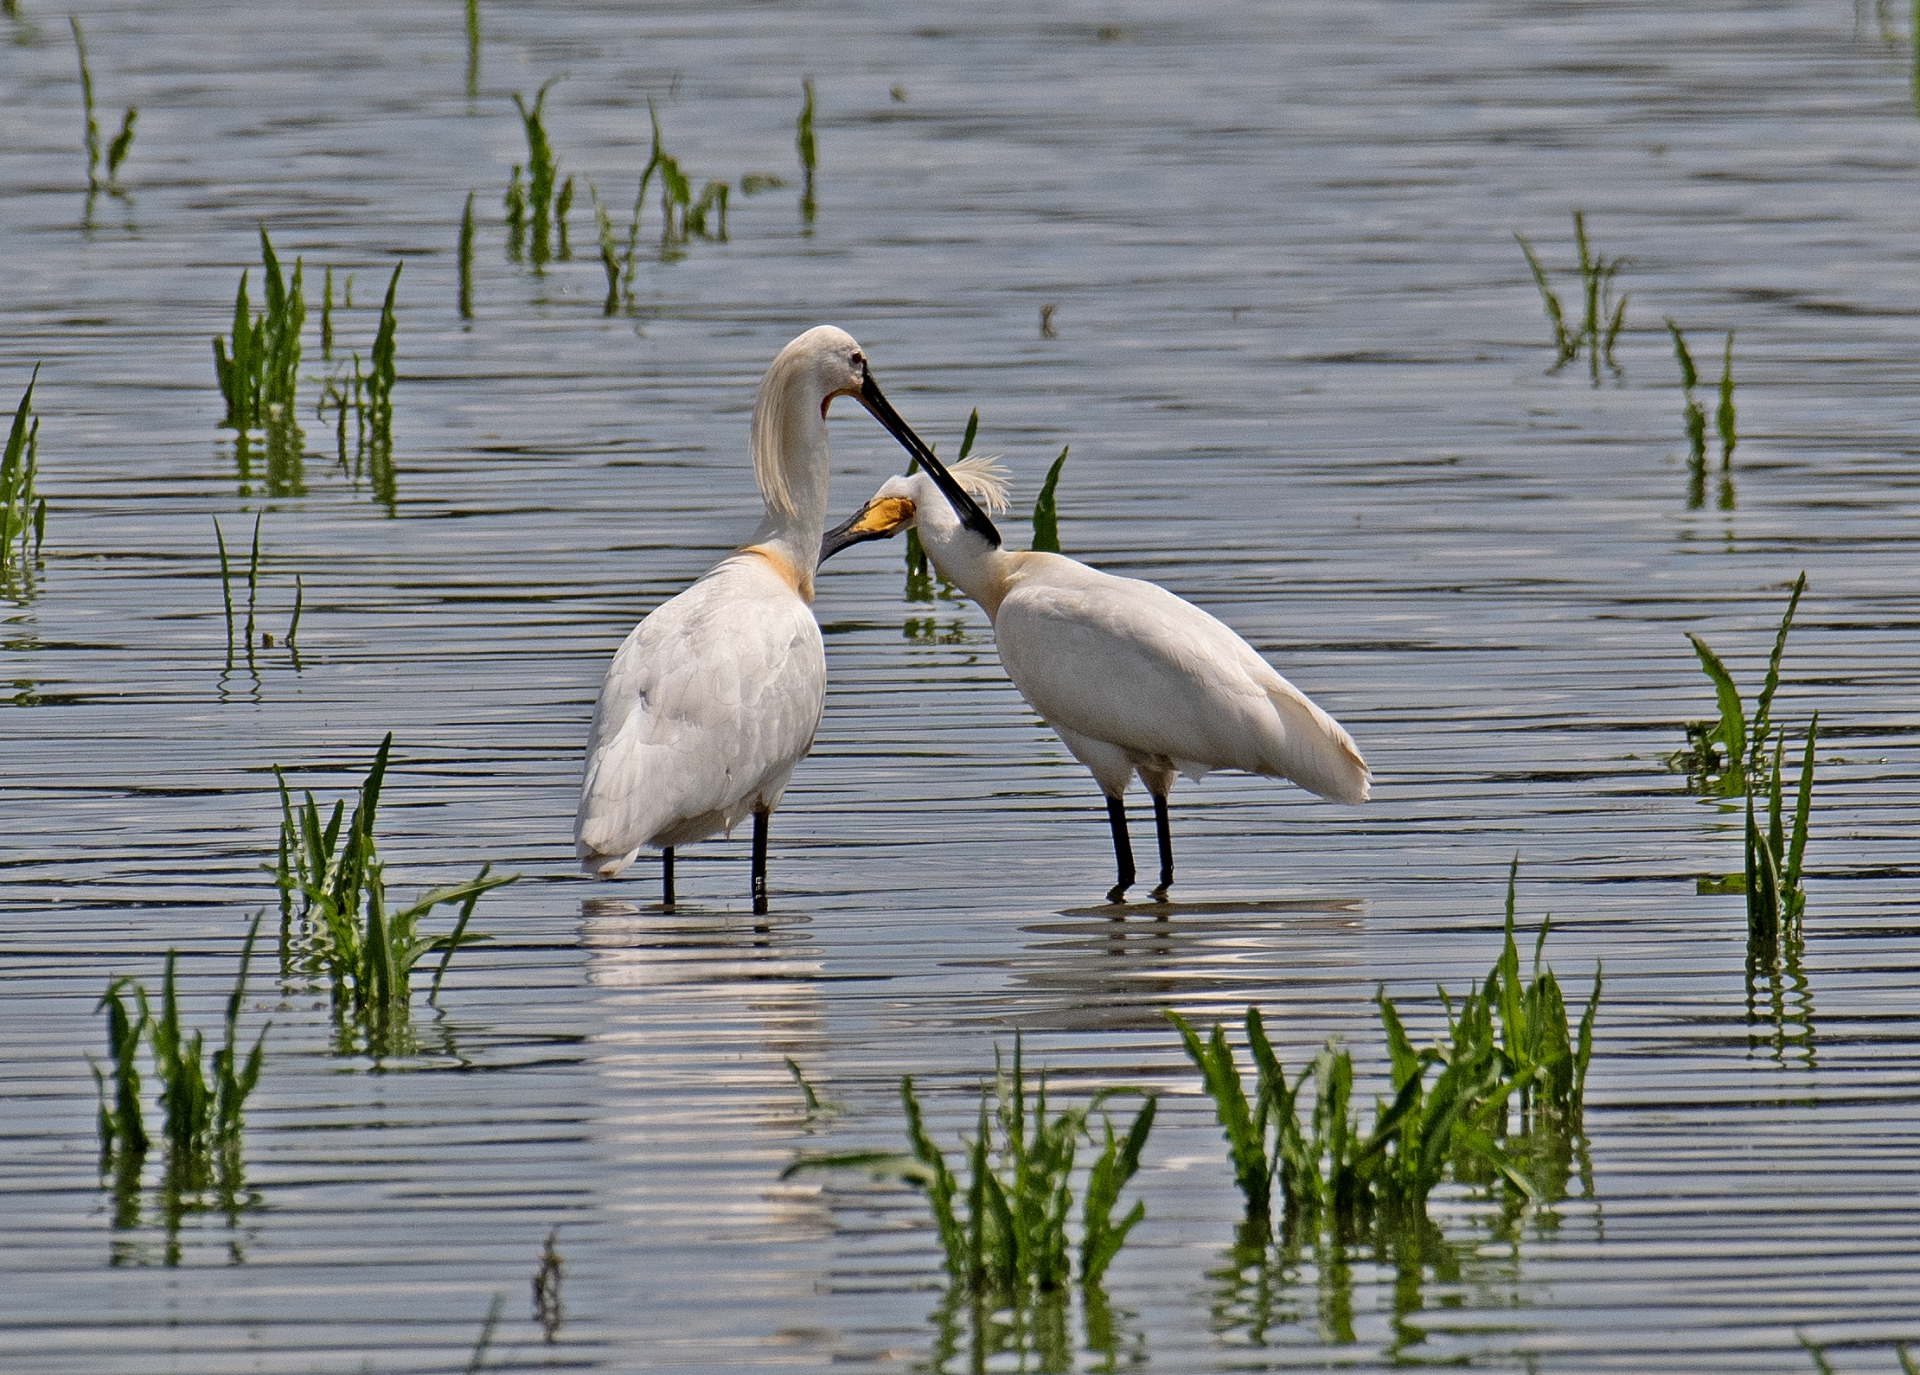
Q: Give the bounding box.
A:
[923,1280,1144,1373]
[1208,1198,1554,1362]
[1747,908,1817,1072]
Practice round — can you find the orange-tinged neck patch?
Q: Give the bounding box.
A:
[741,543,814,602]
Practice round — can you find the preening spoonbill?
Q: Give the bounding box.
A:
[819,442,1370,902]
[576,326,930,912]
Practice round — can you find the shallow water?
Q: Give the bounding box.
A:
[4,0,1920,1369]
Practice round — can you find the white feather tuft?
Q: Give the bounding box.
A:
[951,454,1011,514]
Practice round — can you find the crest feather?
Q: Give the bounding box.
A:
[950,454,1011,514]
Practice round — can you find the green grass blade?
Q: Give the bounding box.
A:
[1684,631,1746,768]
[213,517,235,662]
[1030,446,1068,554]
[458,191,476,319]
[1786,713,1817,895]
[1514,231,1571,364]
[106,107,136,180]
[1716,331,1737,467]
[957,408,979,461]
[464,0,481,99]
[1665,318,1697,391]
[1796,1331,1836,1375]
[1752,571,1806,764]
[71,16,100,189]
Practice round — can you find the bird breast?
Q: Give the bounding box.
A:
[576,554,827,855]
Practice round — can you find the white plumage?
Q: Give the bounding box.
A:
[821,454,1369,900]
[576,552,824,859]
[576,326,916,909]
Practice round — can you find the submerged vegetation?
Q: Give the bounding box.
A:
[785,1035,1156,1299]
[532,1227,565,1343]
[776,869,1597,1366]
[1667,319,1738,508]
[1030,446,1069,554]
[271,733,516,1057]
[796,78,818,225]
[214,514,302,675]
[1171,860,1599,1253]
[214,229,305,435]
[459,191,476,319]
[316,263,403,507]
[89,920,269,1258]
[623,101,732,276]
[1673,573,1808,799]
[508,78,573,269]
[464,0,481,101]
[70,16,136,194]
[1675,575,1819,983]
[2,368,46,599]
[1515,210,1627,383]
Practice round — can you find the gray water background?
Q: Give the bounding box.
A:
[4,0,1920,1369]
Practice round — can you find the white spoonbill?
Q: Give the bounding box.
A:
[576,326,931,911]
[819,439,1370,902]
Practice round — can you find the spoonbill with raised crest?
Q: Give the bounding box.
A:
[818,437,1370,902]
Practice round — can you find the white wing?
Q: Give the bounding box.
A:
[994,554,1369,804]
[576,554,826,875]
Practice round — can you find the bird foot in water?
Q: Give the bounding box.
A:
[1105,883,1131,905]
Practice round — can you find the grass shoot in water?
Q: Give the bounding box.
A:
[796,77,817,226]
[214,513,301,670]
[2,367,47,597]
[1673,571,1807,797]
[1031,446,1069,554]
[532,1227,564,1343]
[1514,210,1627,383]
[466,1294,506,1373]
[783,1055,841,1125]
[90,976,151,1170]
[1665,318,1711,506]
[316,262,403,508]
[464,0,481,101]
[320,266,335,360]
[1798,1333,1918,1374]
[504,164,526,262]
[213,229,305,435]
[458,192,476,319]
[1746,711,1818,947]
[511,77,565,269]
[784,1033,1156,1296]
[366,263,402,438]
[271,733,517,1057]
[91,918,269,1219]
[589,182,620,315]
[1171,862,1598,1248]
[1717,329,1738,467]
[70,16,136,193]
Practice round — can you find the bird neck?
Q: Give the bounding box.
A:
[746,358,837,600]
[912,474,1017,619]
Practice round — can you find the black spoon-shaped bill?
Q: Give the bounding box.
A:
[855,372,1003,548]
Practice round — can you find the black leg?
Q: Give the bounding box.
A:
[1151,792,1174,896]
[751,809,769,915]
[661,847,676,907]
[1105,795,1135,903]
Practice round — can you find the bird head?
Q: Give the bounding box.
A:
[819,456,1010,562]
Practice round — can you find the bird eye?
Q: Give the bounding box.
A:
[849,351,865,372]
